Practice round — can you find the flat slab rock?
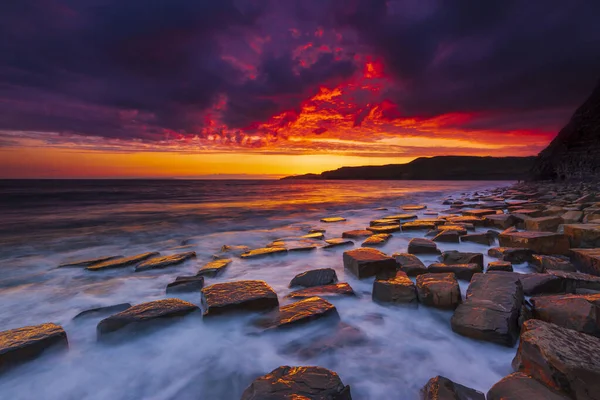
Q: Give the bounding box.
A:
[487,261,513,272]
[372,271,417,304]
[342,230,373,239]
[323,238,354,248]
[530,254,575,272]
[513,319,600,400]
[320,217,346,223]
[197,258,232,277]
[416,273,461,310]
[421,375,484,400]
[286,283,355,299]
[498,231,570,255]
[58,255,123,268]
[530,293,600,337]
[362,233,391,247]
[439,251,484,268]
[241,366,352,400]
[433,230,461,243]
[240,247,288,259]
[86,252,159,271]
[408,238,440,254]
[0,323,68,371]
[166,276,205,293]
[97,299,199,337]
[254,296,339,330]
[488,271,569,296]
[571,248,600,276]
[343,248,397,279]
[73,303,132,319]
[563,224,600,248]
[488,247,534,263]
[201,280,279,317]
[394,253,427,276]
[487,372,570,400]
[289,268,338,288]
[366,224,400,234]
[460,233,494,246]
[401,221,437,231]
[135,251,196,272]
[451,272,524,346]
[427,263,481,281]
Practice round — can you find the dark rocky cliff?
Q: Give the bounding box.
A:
[532,81,600,180]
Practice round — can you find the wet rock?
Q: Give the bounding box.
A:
[408,238,440,255]
[512,208,544,218]
[309,228,326,234]
[342,230,373,239]
[501,226,518,234]
[513,319,600,400]
[240,366,352,400]
[571,248,600,276]
[366,224,401,234]
[488,271,568,295]
[282,322,367,359]
[362,233,391,247]
[562,210,584,224]
[166,276,205,293]
[498,231,570,255]
[371,219,397,226]
[289,268,338,288]
[416,273,461,310]
[428,263,482,281]
[214,245,251,259]
[97,299,199,338]
[343,248,397,279]
[487,372,570,400]
[451,272,524,346]
[286,283,355,299]
[447,216,486,226]
[462,209,498,217]
[58,255,123,268]
[372,271,417,304]
[460,233,495,246]
[530,293,600,336]
[240,247,288,259]
[323,238,354,249]
[135,251,196,272]
[563,223,600,248]
[254,297,339,330]
[394,253,427,276]
[201,280,279,317]
[525,216,563,232]
[269,239,319,252]
[197,258,232,277]
[87,252,160,271]
[437,224,469,235]
[485,214,518,229]
[301,232,325,240]
[73,303,132,319]
[0,323,68,371]
[401,221,437,231]
[488,247,534,263]
[320,217,346,223]
[530,255,575,272]
[421,375,485,400]
[383,213,417,221]
[433,230,461,243]
[487,261,513,272]
[402,204,427,211]
[439,251,484,269]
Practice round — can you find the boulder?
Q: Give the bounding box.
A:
[320,217,346,223]
[416,273,461,310]
[286,283,355,299]
[530,254,575,272]
[498,231,570,255]
[570,248,600,276]
[408,238,441,255]
[323,238,354,249]
[86,252,160,271]
[135,251,196,272]
[563,224,600,248]
[97,299,199,338]
[459,233,494,246]
[58,255,122,268]
[488,247,534,263]
[439,251,484,269]
[201,280,279,317]
[525,216,563,232]
[73,303,132,319]
[289,268,338,288]
[433,230,461,243]
[254,297,339,330]
[166,276,205,293]
[342,230,373,239]
[240,247,288,259]
[513,319,600,400]
[394,253,427,276]
[0,323,68,371]
[197,258,232,277]
[451,273,524,346]
[487,372,570,400]
[421,376,484,400]
[372,271,417,304]
[530,293,600,336]
[485,214,518,229]
[428,263,482,281]
[366,224,401,234]
[240,366,352,400]
[487,261,513,272]
[362,233,391,247]
[343,248,397,279]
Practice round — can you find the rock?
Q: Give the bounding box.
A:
[498,231,570,255]
[323,238,354,248]
[286,283,355,299]
[371,219,398,226]
[487,372,570,400]
[0,323,68,371]
[421,375,485,400]
[488,271,568,295]
[525,216,563,232]
[571,248,600,276]
[437,225,469,235]
[73,303,132,319]
[343,248,397,279]
[289,268,338,288]
[166,276,205,293]
[433,230,461,243]
[416,273,461,310]
[563,224,600,248]
[401,221,437,231]
[282,322,367,359]
[240,366,352,400]
[447,216,486,226]
[512,208,544,218]
[530,293,600,336]
[487,261,513,272]
[214,245,250,258]
[254,297,339,330]
[201,280,279,317]
[439,251,484,269]
[485,214,518,229]
[451,273,524,346]
[309,228,326,233]
[530,255,575,272]
[301,232,325,240]
[135,251,196,272]
[320,217,346,223]
[362,233,391,247]
[197,258,232,277]
[428,263,481,281]
[366,224,401,234]
[383,213,417,220]
[97,299,199,338]
[488,247,534,263]
[86,252,160,271]
[460,233,494,246]
[342,230,373,239]
[513,319,600,400]
[58,255,123,268]
[402,204,427,210]
[241,247,288,259]
[269,239,319,252]
[562,210,584,224]
[394,253,427,276]
[502,226,518,234]
[408,238,440,254]
[462,209,498,217]
[372,271,417,304]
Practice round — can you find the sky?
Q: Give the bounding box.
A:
[1,0,600,178]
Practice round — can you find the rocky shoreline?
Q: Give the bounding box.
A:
[2,181,600,398]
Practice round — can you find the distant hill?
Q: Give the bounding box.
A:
[282,156,535,180]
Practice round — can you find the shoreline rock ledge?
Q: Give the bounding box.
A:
[0,323,68,371]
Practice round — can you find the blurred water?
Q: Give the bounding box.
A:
[0,180,525,399]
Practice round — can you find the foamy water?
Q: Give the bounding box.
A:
[0,180,531,399]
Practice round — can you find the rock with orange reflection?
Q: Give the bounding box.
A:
[323,238,354,249]
[408,238,440,255]
[372,271,417,304]
[427,263,481,281]
[361,233,391,247]
[166,276,204,293]
[421,375,484,400]
[366,224,401,234]
[201,280,279,317]
[135,251,196,272]
[498,231,570,255]
[343,248,397,279]
[439,251,484,269]
[341,229,373,239]
[393,253,427,276]
[197,258,232,277]
[416,273,461,310]
[86,251,159,271]
[0,323,68,371]
[530,293,600,337]
[289,268,338,288]
[487,372,570,400]
[486,261,513,272]
[240,247,288,259]
[286,283,355,299]
[240,365,352,400]
[253,296,339,330]
[320,216,346,223]
[488,247,534,263]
